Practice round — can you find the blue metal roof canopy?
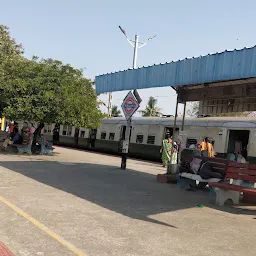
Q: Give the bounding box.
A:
[95,46,256,94]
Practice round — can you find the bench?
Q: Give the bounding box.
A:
[8,134,34,155]
[209,162,256,206]
[179,155,229,191]
[17,134,34,155]
[0,131,8,150]
[40,137,54,155]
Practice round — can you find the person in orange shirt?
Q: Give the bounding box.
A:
[200,137,215,157]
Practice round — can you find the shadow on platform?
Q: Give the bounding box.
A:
[0,160,255,228]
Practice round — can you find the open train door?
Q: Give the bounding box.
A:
[227,129,249,159]
[89,129,97,149]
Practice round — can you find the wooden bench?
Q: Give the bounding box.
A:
[209,162,256,206]
[179,155,229,191]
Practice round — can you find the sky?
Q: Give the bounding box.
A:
[1,0,256,116]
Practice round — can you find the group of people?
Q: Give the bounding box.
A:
[160,136,215,167]
[160,133,250,167]
[2,122,35,151]
[197,137,215,158]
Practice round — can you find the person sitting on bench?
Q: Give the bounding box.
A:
[199,162,224,180]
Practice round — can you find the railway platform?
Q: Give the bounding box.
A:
[0,147,255,256]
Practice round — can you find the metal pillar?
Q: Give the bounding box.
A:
[121,118,131,170]
[181,102,186,131]
[1,116,5,131]
[132,35,139,68]
[173,95,179,138]
[108,92,112,117]
[119,27,155,170]
[121,34,139,170]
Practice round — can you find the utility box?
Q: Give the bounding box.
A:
[122,140,129,153]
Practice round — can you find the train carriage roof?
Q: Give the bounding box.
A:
[102,117,256,128]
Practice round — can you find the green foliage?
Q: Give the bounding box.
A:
[0,25,23,62]
[0,25,104,129]
[111,105,121,117]
[139,96,162,117]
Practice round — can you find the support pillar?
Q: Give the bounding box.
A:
[173,95,179,138]
[1,117,5,131]
[181,102,186,131]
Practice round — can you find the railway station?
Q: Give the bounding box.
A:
[0,47,255,255]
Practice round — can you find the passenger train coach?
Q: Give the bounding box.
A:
[42,117,256,163]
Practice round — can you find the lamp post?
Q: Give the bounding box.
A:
[118,26,156,169]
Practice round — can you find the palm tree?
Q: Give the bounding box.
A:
[139,96,162,117]
[111,105,122,117]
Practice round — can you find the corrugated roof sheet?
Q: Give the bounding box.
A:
[95,46,256,94]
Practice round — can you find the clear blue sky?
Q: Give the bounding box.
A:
[1,0,256,116]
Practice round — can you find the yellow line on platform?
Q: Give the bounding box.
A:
[0,195,87,256]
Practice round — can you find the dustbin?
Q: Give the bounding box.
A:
[167,163,179,174]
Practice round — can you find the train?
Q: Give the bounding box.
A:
[36,116,256,163]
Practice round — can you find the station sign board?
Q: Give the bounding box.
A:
[121,91,140,120]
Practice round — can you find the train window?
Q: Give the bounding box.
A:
[147,135,155,145]
[136,134,144,144]
[80,130,85,138]
[186,138,197,148]
[101,132,106,140]
[109,133,115,140]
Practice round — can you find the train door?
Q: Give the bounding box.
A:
[74,128,79,146]
[163,127,179,139]
[89,129,97,148]
[227,130,250,159]
[53,124,60,145]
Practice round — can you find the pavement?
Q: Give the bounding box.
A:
[0,147,255,256]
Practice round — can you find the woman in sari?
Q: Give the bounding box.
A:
[160,135,173,167]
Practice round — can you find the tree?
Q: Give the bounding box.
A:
[3,58,104,128]
[139,96,162,117]
[111,105,121,117]
[0,25,24,113]
[0,25,104,131]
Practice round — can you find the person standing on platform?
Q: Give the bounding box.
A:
[234,137,242,159]
[160,134,172,167]
[200,137,215,157]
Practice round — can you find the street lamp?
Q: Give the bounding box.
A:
[118,25,156,69]
[107,26,156,116]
